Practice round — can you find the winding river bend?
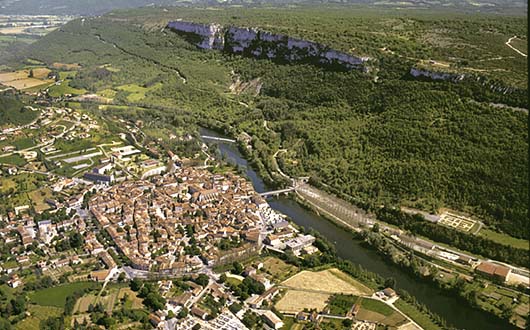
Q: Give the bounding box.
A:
[201,128,511,330]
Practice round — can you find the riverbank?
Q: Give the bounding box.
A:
[292,191,526,329]
[201,127,518,330]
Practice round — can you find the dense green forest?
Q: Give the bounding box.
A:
[0,95,37,126]
[17,7,528,242]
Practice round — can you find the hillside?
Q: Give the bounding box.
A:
[19,6,528,241]
[0,94,37,126]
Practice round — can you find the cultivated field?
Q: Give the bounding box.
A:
[275,290,331,313]
[0,69,53,90]
[356,298,408,327]
[281,268,372,295]
[74,286,135,314]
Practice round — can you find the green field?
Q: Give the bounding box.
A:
[48,80,86,97]
[58,71,78,80]
[394,300,443,330]
[13,137,35,150]
[0,154,27,165]
[29,282,95,308]
[116,83,162,102]
[478,228,529,250]
[359,298,394,316]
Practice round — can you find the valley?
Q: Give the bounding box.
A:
[0,4,527,330]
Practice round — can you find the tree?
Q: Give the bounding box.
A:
[117,272,126,283]
[130,278,143,291]
[10,295,26,315]
[178,307,188,319]
[0,318,11,330]
[232,262,243,274]
[342,319,353,327]
[384,277,396,289]
[194,274,209,287]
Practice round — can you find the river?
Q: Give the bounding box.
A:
[200,127,511,330]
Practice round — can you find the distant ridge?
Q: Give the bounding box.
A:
[0,0,526,15]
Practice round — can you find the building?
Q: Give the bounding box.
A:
[92,163,113,175]
[83,172,114,184]
[284,234,315,254]
[7,275,22,288]
[191,307,209,320]
[262,310,284,329]
[475,262,511,282]
[382,287,397,299]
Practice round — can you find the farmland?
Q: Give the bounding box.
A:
[275,290,331,314]
[276,268,374,315]
[0,69,54,90]
[355,298,408,327]
[48,81,86,97]
[281,269,373,295]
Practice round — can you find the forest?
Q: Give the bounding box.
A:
[14,6,528,244]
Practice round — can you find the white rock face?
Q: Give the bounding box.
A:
[168,21,369,70]
[410,68,465,82]
[226,26,258,52]
[167,21,224,49]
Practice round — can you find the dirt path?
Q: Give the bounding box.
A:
[505,36,527,58]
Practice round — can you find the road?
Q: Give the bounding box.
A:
[295,183,530,283]
[505,36,527,57]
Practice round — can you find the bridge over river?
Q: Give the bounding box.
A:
[200,135,236,143]
[259,187,295,197]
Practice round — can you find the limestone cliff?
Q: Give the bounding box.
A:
[167,20,369,70]
[409,67,465,82]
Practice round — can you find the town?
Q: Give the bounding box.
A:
[1,100,529,330]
